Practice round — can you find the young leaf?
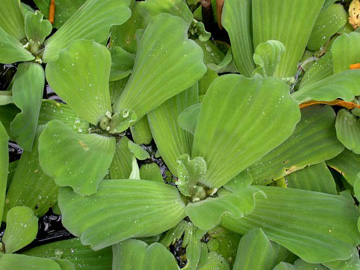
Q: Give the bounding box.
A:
[113,13,206,125]
[130,116,153,145]
[0,254,61,270]
[58,180,186,250]
[46,40,112,126]
[335,109,360,154]
[0,0,25,40]
[323,248,360,270]
[0,27,35,64]
[2,206,38,254]
[109,46,135,81]
[192,74,300,188]
[331,32,360,73]
[248,106,344,185]
[221,186,360,263]
[197,251,230,270]
[109,137,133,179]
[0,123,9,222]
[39,120,116,195]
[273,262,296,270]
[10,62,44,151]
[112,239,179,270]
[24,10,52,44]
[128,141,149,160]
[140,163,163,182]
[177,103,201,135]
[43,0,131,62]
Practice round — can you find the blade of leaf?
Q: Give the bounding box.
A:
[178,103,201,136]
[252,0,324,77]
[109,46,135,81]
[248,105,344,185]
[109,137,133,179]
[192,74,300,188]
[140,163,163,182]
[0,254,61,270]
[10,62,44,151]
[221,186,360,263]
[113,13,206,127]
[293,259,328,270]
[197,251,230,270]
[24,10,52,44]
[42,0,131,62]
[0,123,9,221]
[0,0,25,40]
[38,120,116,195]
[331,32,360,73]
[0,104,20,139]
[58,180,186,250]
[323,248,360,270]
[2,206,38,254]
[335,109,360,154]
[130,116,153,145]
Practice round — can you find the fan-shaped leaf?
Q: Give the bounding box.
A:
[2,206,38,254]
[335,109,360,154]
[0,0,25,40]
[221,186,360,263]
[0,254,61,270]
[331,32,360,73]
[192,74,300,188]
[46,40,112,126]
[39,120,116,195]
[0,123,9,221]
[248,106,344,185]
[113,13,206,124]
[43,0,131,62]
[58,180,186,250]
[24,10,52,44]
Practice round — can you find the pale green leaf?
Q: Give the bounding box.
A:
[109,46,135,81]
[221,186,360,263]
[128,141,149,160]
[45,40,112,126]
[24,10,52,45]
[112,239,179,270]
[252,40,286,77]
[110,109,137,133]
[43,0,131,62]
[58,180,186,250]
[293,259,328,270]
[273,262,296,270]
[109,137,133,179]
[197,251,230,270]
[223,171,253,192]
[192,74,300,188]
[140,163,163,182]
[148,86,198,175]
[252,0,324,78]
[53,259,75,270]
[307,4,347,50]
[233,228,279,270]
[331,32,360,73]
[322,0,337,10]
[178,103,201,135]
[39,120,116,195]
[248,106,344,185]
[335,109,360,154]
[186,187,265,231]
[0,123,9,222]
[222,0,255,77]
[10,62,44,151]
[0,104,19,140]
[285,162,337,194]
[130,116,153,145]
[0,254,61,270]
[326,149,360,186]
[23,238,112,269]
[2,206,38,254]
[0,27,34,64]
[292,70,360,104]
[114,13,206,123]
[0,91,13,106]
[0,0,25,40]
[323,248,360,270]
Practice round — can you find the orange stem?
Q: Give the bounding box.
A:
[350,63,360,70]
[299,99,360,110]
[49,0,55,24]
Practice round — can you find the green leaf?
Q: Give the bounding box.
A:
[197,251,230,270]
[0,123,9,222]
[23,238,112,269]
[252,0,324,78]
[0,91,13,106]
[110,109,137,133]
[223,171,253,192]
[335,109,360,154]
[45,40,112,126]
[0,254,61,270]
[130,116,153,145]
[248,106,344,185]
[5,129,59,217]
[0,0,25,40]
[178,103,201,135]
[140,163,163,183]
[331,32,360,73]
[323,248,360,270]
[252,40,286,77]
[285,162,337,194]
[128,141,149,160]
[39,120,116,195]
[307,4,347,50]
[109,46,135,81]
[273,262,296,270]
[221,186,360,263]
[113,13,206,122]
[233,228,279,270]
[24,10,52,44]
[2,206,38,253]
[326,149,360,186]
[293,259,328,270]
[192,74,300,188]
[0,27,34,64]
[148,86,198,175]
[112,239,179,270]
[10,62,44,151]
[42,0,131,62]
[109,137,133,179]
[58,180,186,250]
[186,187,265,231]
[292,70,360,104]
[0,105,19,140]
[222,0,255,77]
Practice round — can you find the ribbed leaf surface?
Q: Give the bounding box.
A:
[58,180,186,250]
[221,186,360,263]
[109,137,133,179]
[0,254,61,270]
[0,0,25,40]
[24,11,52,44]
[335,109,360,154]
[192,74,300,188]
[248,106,344,185]
[331,32,360,73]
[0,123,8,222]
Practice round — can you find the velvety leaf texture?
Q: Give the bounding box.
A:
[335,109,360,154]
[331,32,360,73]
[0,0,25,40]
[0,254,61,270]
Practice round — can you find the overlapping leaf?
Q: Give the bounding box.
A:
[109,137,133,179]
[192,74,300,188]
[58,180,186,250]
[39,120,116,195]
[0,123,9,221]
[331,32,360,73]
[335,109,360,154]
[24,10,52,45]
[0,0,25,40]
[221,186,360,263]
[0,254,61,270]
[130,116,153,145]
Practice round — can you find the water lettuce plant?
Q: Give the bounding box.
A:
[1,0,360,269]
